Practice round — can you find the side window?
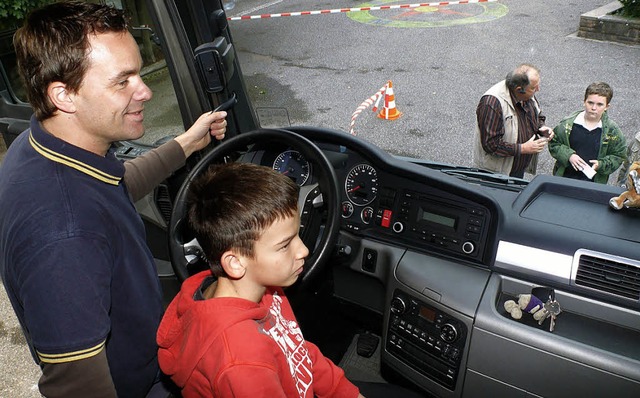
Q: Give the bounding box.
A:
[0,28,31,152]
[0,0,184,147]
[122,3,184,146]
[133,32,184,146]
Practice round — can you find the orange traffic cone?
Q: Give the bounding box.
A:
[377,80,402,120]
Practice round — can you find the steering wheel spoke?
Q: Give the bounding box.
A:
[298,182,321,224]
[183,237,205,264]
[298,182,326,252]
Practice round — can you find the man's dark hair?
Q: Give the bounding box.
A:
[505,63,540,92]
[584,82,613,104]
[13,1,129,120]
[187,163,300,276]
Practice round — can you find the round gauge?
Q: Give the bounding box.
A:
[345,163,378,206]
[273,150,310,186]
[341,201,354,218]
[361,206,374,224]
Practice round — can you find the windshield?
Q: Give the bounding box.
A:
[3,0,639,183]
[204,0,638,185]
[138,1,640,184]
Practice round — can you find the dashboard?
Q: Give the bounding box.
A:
[121,126,640,397]
[248,135,496,270]
[237,127,640,398]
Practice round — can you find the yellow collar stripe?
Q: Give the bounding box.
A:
[37,340,106,364]
[29,133,121,186]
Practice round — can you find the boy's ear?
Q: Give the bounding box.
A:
[220,250,246,279]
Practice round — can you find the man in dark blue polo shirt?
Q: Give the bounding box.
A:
[0,2,227,397]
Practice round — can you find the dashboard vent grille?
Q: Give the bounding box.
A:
[575,254,640,300]
[155,184,173,225]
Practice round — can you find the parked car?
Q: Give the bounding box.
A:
[1,1,639,397]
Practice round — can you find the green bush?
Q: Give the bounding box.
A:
[620,0,640,18]
[0,0,52,31]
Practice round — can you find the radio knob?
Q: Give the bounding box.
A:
[390,297,407,314]
[462,241,475,254]
[440,323,458,343]
[392,221,404,233]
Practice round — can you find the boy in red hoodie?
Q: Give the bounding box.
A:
[157,162,364,397]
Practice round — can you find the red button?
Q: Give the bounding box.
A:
[381,209,392,228]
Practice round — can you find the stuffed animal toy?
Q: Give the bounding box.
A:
[504,293,549,322]
[610,161,640,210]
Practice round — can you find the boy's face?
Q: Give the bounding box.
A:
[242,213,309,288]
[583,94,609,122]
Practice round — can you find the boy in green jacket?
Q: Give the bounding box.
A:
[549,82,626,184]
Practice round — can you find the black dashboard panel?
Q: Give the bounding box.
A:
[255,127,500,268]
[278,127,640,397]
[119,126,640,398]
[355,182,491,265]
[516,176,640,242]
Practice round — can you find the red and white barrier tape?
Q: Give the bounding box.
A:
[228,0,497,21]
[349,82,389,136]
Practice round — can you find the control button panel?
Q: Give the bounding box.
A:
[341,183,490,264]
[386,290,467,390]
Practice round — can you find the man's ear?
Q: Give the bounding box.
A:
[220,250,246,279]
[47,82,76,114]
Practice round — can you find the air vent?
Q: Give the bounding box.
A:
[574,253,640,301]
[154,184,173,224]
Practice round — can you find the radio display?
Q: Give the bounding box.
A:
[419,306,436,323]
[419,207,457,229]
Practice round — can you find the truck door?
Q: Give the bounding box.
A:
[145,0,258,139]
[0,28,32,150]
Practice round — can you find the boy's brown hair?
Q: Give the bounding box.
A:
[584,82,613,105]
[186,162,299,276]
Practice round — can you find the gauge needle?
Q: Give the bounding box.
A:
[348,186,361,192]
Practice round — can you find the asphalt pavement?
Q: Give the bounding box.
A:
[1,1,639,396]
[0,284,40,397]
[229,0,640,182]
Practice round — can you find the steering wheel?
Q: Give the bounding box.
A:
[168,128,340,289]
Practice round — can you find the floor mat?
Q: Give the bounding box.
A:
[339,333,387,383]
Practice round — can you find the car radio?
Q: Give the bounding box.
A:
[386,289,467,390]
[383,189,489,261]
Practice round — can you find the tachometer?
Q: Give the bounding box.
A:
[273,150,311,186]
[345,164,378,206]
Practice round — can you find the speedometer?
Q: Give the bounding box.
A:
[345,164,378,206]
[273,150,311,186]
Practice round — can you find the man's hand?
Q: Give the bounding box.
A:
[521,135,548,154]
[174,111,227,158]
[539,126,554,141]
